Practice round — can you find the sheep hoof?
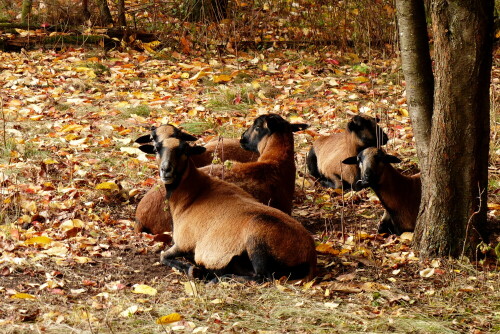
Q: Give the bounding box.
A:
[188,265,204,279]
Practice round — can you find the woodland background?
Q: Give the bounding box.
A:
[0,0,499,333]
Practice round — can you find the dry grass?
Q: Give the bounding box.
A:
[0,48,498,333]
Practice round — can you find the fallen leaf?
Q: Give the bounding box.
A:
[132,284,157,296]
[11,293,36,300]
[96,182,119,191]
[120,305,139,317]
[213,74,232,83]
[156,313,182,324]
[419,268,435,278]
[24,236,52,246]
[183,281,198,297]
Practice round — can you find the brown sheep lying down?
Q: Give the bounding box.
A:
[137,124,317,282]
[135,114,308,234]
[134,138,258,235]
[307,114,388,190]
[343,147,421,235]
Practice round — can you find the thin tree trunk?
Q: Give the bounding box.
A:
[185,0,228,22]
[82,0,91,21]
[21,0,33,24]
[395,0,434,170]
[413,0,493,257]
[117,0,126,27]
[97,0,113,26]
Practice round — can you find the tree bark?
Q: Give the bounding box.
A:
[185,0,229,22]
[21,0,33,24]
[82,0,91,21]
[413,0,493,257]
[97,0,113,26]
[117,0,126,27]
[395,0,434,170]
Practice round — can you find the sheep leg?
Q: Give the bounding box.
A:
[160,244,197,275]
[377,211,399,235]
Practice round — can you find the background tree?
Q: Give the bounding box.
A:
[396,0,494,257]
[82,0,91,21]
[117,0,126,26]
[21,0,33,24]
[185,0,229,22]
[97,0,113,26]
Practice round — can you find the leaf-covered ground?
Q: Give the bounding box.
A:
[0,47,499,333]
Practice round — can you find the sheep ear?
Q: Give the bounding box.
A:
[375,116,381,123]
[347,119,359,132]
[188,145,207,156]
[135,135,152,144]
[342,156,358,165]
[291,123,309,132]
[177,131,198,142]
[139,145,156,154]
[383,155,402,164]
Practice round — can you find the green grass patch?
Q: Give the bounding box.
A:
[79,61,110,77]
[119,105,152,119]
[206,86,256,113]
[180,120,216,135]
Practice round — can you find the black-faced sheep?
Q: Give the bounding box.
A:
[134,137,258,235]
[307,114,388,190]
[138,125,317,281]
[342,147,421,235]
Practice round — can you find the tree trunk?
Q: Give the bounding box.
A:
[413,0,493,257]
[185,0,229,22]
[395,0,434,170]
[97,0,113,26]
[117,0,126,27]
[21,0,33,24]
[82,0,91,21]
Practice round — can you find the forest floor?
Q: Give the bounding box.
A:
[0,47,499,333]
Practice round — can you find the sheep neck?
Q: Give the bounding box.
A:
[257,132,295,166]
[371,164,416,214]
[166,159,208,209]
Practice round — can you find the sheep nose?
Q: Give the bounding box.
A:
[160,162,174,181]
[162,163,173,175]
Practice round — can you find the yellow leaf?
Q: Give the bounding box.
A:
[24,236,52,246]
[96,182,119,191]
[183,281,198,297]
[488,203,500,210]
[398,108,409,117]
[132,284,157,296]
[61,124,84,133]
[156,313,182,324]
[43,158,58,164]
[190,69,210,81]
[353,76,369,83]
[302,280,314,290]
[11,293,36,300]
[74,256,92,264]
[64,133,79,141]
[315,243,339,255]
[213,74,232,83]
[60,219,85,231]
[181,72,190,79]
